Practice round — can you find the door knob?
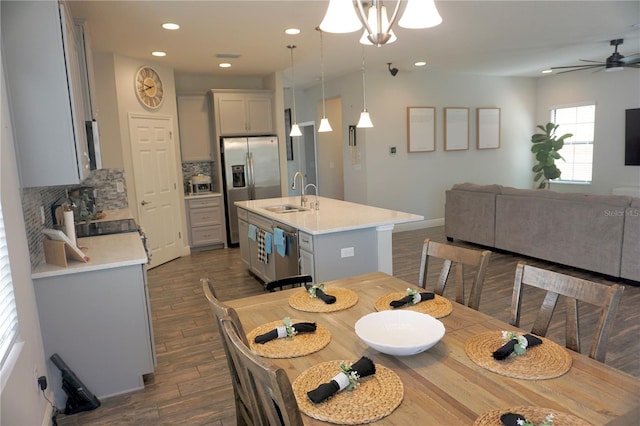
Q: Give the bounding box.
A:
[141,200,150,205]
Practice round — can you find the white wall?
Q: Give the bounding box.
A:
[536,69,640,194]
[301,69,537,224]
[1,60,51,426]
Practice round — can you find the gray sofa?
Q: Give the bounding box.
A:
[445,183,640,281]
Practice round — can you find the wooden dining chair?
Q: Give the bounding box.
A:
[417,238,492,310]
[264,274,312,292]
[221,317,304,426]
[510,263,624,362]
[202,278,262,426]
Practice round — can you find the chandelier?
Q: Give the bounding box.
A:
[320,0,442,47]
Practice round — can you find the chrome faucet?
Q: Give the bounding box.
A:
[304,183,319,211]
[291,171,307,207]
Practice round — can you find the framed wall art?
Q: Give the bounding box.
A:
[407,107,435,152]
[444,107,469,151]
[477,107,501,149]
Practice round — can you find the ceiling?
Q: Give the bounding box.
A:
[68,1,640,88]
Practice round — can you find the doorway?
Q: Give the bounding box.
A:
[287,121,317,195]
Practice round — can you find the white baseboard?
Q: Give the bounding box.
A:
[393,218,444,232]
[41,392,55,426]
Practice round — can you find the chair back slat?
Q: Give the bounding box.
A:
[202,278,262,426]
[509,263,624,362]
[418,238,492,310]
[221,318,304,426]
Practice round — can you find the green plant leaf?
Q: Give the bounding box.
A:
[553,139,564,150]
[531,144,543,153]
[532,163,543,172]
[550,151,562,159]
[538,181,547,189]
[536,151,548,162]
[531,134,548,143]
[534,171,543,182]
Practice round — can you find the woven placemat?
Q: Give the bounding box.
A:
[373,292,453,318]
[246,319,331,359]
[465,331,572,380]
[292,360,404,425]
[473,406,592,426]
[289,287,359,313]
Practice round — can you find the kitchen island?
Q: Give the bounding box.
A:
[235,196,423,283]
[32,232,155,407]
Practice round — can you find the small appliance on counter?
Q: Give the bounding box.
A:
[188,174,212,194]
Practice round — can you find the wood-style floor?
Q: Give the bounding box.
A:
[57,226,639,425]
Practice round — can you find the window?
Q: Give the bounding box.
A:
[550,103,595,183]
[0,202,19,370]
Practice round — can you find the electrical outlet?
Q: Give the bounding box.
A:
[389,146,397,155]
[40,206,45,224]
[116,181,125,193]
[341,247,355,258]
[33,367,39,393]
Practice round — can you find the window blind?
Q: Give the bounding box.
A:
[0,203,18,368]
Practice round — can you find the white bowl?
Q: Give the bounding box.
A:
[355,310,445,356]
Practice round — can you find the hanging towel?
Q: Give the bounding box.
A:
[274,228,286,257]
[257,229,268,264]
[265,232,273,255]
[248,224,257,241]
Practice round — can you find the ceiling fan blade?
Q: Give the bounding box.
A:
[556,65,603,74]
[551,64,604,70]
[579,59,606,64]
[620,53,640,65]
[624,64,640,68]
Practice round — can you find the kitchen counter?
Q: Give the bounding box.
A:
[235,196,423,235]
[92,208,134,223]
[235,196,423,283]
[184,192,222,200]
[32,232,147,279]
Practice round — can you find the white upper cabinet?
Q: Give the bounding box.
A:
[2,1,91,187]
[177,94,213,161]
[213,91,274,135]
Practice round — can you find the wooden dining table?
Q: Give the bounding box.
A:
[227,272,640,425]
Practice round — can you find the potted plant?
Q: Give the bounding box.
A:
[531,122,572,189]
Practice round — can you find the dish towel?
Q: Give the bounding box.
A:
[248,224,257,241]
[257,229,268,264]
[274,227,286,257]
[265,232,273,255]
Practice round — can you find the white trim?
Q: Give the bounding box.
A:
[393,218,444,232]
[0,339,24,393]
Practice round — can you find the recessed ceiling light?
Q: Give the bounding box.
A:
[162,23,180,30]
[152,51,166,57]
[285,28,301,35]
[219,63,232,68]
[542,69,553,74]
[414,61,427,67]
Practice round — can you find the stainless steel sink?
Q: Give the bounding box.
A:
[263,204,309,213]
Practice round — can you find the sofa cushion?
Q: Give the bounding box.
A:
[451,183,502,194]
[495,193,625,277]
[445,187,497,247]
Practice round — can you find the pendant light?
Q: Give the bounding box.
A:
[317,28,332,133]
[288,45,302,137]
[321,0,442,47]
[356,47,373,128]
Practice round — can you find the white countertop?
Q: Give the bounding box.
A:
[235,196,423,235]
[92,208,134,223]
[32,232,147,279]
[184,192,222,200]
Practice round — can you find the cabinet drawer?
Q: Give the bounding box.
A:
[190,206,222,226]
[248,212,273,231]
[299,232,313,252]
[191,225,223,246]
[188,196,221,209]
[237,207,249,221]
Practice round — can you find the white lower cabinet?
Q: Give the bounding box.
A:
[186,196,225,249]
[33,264,155,407]
[298,231,315,281]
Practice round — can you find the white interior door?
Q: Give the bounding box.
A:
[128,114,182,268]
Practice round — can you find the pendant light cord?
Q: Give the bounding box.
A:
[288,45,298,123]
[361,46,367,111]
[320,30,327,118]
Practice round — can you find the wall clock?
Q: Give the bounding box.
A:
[135,66,164,109]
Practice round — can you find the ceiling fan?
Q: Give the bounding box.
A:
[551,39,640,74]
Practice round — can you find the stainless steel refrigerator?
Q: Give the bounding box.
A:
[221,136,281,246]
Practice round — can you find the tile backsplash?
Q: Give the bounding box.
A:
[182,161,218,193]
[23,168,129,270]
